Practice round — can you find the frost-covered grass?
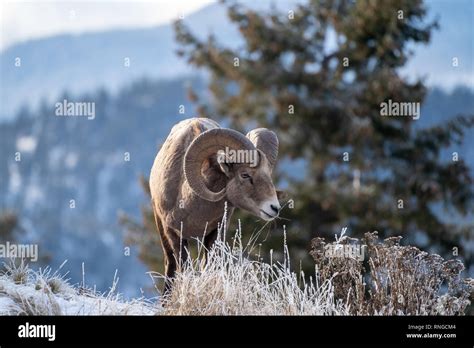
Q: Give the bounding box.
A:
[157,228,348,315]
[0,261,156,315]
[0,228,471,315]
[0,227,349,315]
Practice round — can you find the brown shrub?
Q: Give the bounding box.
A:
[310,232,473,315]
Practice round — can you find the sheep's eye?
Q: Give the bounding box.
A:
[241,173,254,185]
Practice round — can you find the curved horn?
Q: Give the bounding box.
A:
[184,128,256,202]
[246,128,279,169]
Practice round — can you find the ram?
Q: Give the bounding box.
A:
[150,118,281,293]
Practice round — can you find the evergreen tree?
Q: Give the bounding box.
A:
[174,0,474,267]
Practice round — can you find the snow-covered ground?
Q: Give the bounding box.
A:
[0,262,158,315]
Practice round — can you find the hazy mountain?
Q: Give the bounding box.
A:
[0,2,233,120]
[1,0,472,121]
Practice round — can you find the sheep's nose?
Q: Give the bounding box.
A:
[270,204,279,214]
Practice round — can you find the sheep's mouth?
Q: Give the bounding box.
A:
[260,209,276,220]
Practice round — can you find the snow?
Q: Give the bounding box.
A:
[0,296,21,315]
[16,135,37,153]
[0,271,158,316]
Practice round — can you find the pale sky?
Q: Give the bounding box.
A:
[0,0,216,50]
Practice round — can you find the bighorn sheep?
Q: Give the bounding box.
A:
[150,118,281,293]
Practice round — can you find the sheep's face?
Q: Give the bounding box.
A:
[219,150,281,221]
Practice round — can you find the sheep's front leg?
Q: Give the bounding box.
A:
[166,228,189,274]
[159,229,176,296]
[152,211,177,296]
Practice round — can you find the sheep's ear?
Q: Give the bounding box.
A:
[218,161,234,178]
[216,150,234,178]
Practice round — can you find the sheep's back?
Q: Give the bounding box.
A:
[149,118,220,219]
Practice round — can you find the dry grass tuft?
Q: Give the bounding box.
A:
[3,260,30,285]
[156,229,348,315]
